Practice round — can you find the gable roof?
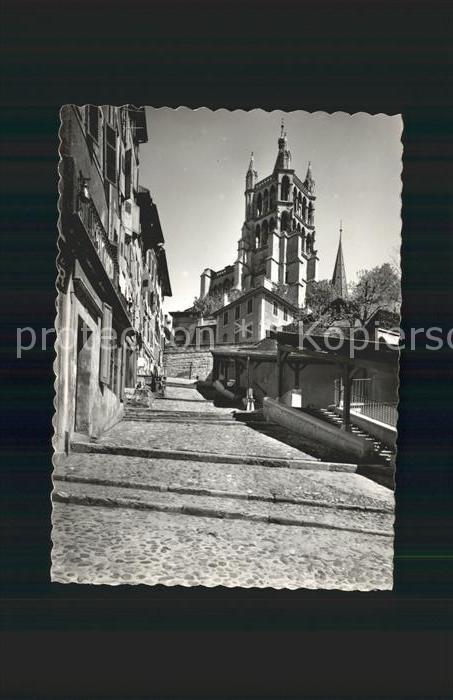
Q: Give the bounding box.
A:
[211,285,299,316]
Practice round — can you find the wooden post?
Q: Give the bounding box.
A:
[246,355,251,392]
[294,362,300,389]
[342,362,351,432]
[277,349,285,399]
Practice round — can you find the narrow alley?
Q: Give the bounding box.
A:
[52,380,394,590]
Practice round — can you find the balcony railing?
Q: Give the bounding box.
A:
[77,195,118,283]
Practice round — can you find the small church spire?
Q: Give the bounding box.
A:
[331,224,348,299]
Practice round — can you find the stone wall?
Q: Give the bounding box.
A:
[164,346,213,380]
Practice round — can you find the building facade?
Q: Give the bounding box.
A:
[55,105,171,453]
[213,287,298,345]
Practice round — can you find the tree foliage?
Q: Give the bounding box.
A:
[295,263,401,328]
[192,288,245,318]
[192,291,224,318]
[305,280,336,318]
[351,263,401,323]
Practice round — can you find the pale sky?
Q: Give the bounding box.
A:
[140,108,402,312]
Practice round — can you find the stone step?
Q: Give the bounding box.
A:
[54,452,394,513]
[124,411,235,420]
[70,438,358,473]
[123,418,237,425]
[52,480,393,537]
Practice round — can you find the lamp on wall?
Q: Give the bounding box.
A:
[80,176,91,202]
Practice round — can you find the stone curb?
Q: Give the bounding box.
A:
[123,418,237,425]
[71,440,359,472]
[52,489,392,537]
[53,473,392,514]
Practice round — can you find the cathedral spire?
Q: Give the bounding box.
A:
[331,224,348,299]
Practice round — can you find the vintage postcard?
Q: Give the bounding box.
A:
[51,107,402,589]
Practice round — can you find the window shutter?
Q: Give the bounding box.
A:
[124,149,132,199]
[104,123,117,185]
[87,106,100,142]
[99,303,112,384]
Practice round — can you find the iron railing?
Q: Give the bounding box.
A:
[334,377,397,427]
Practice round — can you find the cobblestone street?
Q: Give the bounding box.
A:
[52,381,394,590]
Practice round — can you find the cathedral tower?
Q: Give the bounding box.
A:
[234,122,318,307]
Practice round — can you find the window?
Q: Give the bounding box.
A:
[124,148,132,199]
[223,311,229,325]
[87,106,100,142]
[256,192,263,217]
[235,305,240,320]
[283,308,288,321]
[104,123,117,184]
[109,335,118,393]
[281,175,290,201]
[247,299,253,314]
[99,303,113,384]
[223,333,228,343]
[273,302,278,315]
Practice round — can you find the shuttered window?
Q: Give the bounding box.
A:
[124,149,132,199]
[99,303,112,384]
[87,106,100,142]
[104,123,117,185]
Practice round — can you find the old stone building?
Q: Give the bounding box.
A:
[55,105,171,453]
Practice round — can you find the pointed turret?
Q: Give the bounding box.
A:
[274,119,292,171]
[304,161,315,193]
[331,223,348,299]
[245,151,257,219]
[245,151,257,190]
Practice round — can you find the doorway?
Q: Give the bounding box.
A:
[75,317,93,433]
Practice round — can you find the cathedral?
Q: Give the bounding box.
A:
[166,123,349,377]
[200,122,318,311]
[169,123,348,352]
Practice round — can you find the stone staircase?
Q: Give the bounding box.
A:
[233,407,395,489]
[313,407,395,468]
